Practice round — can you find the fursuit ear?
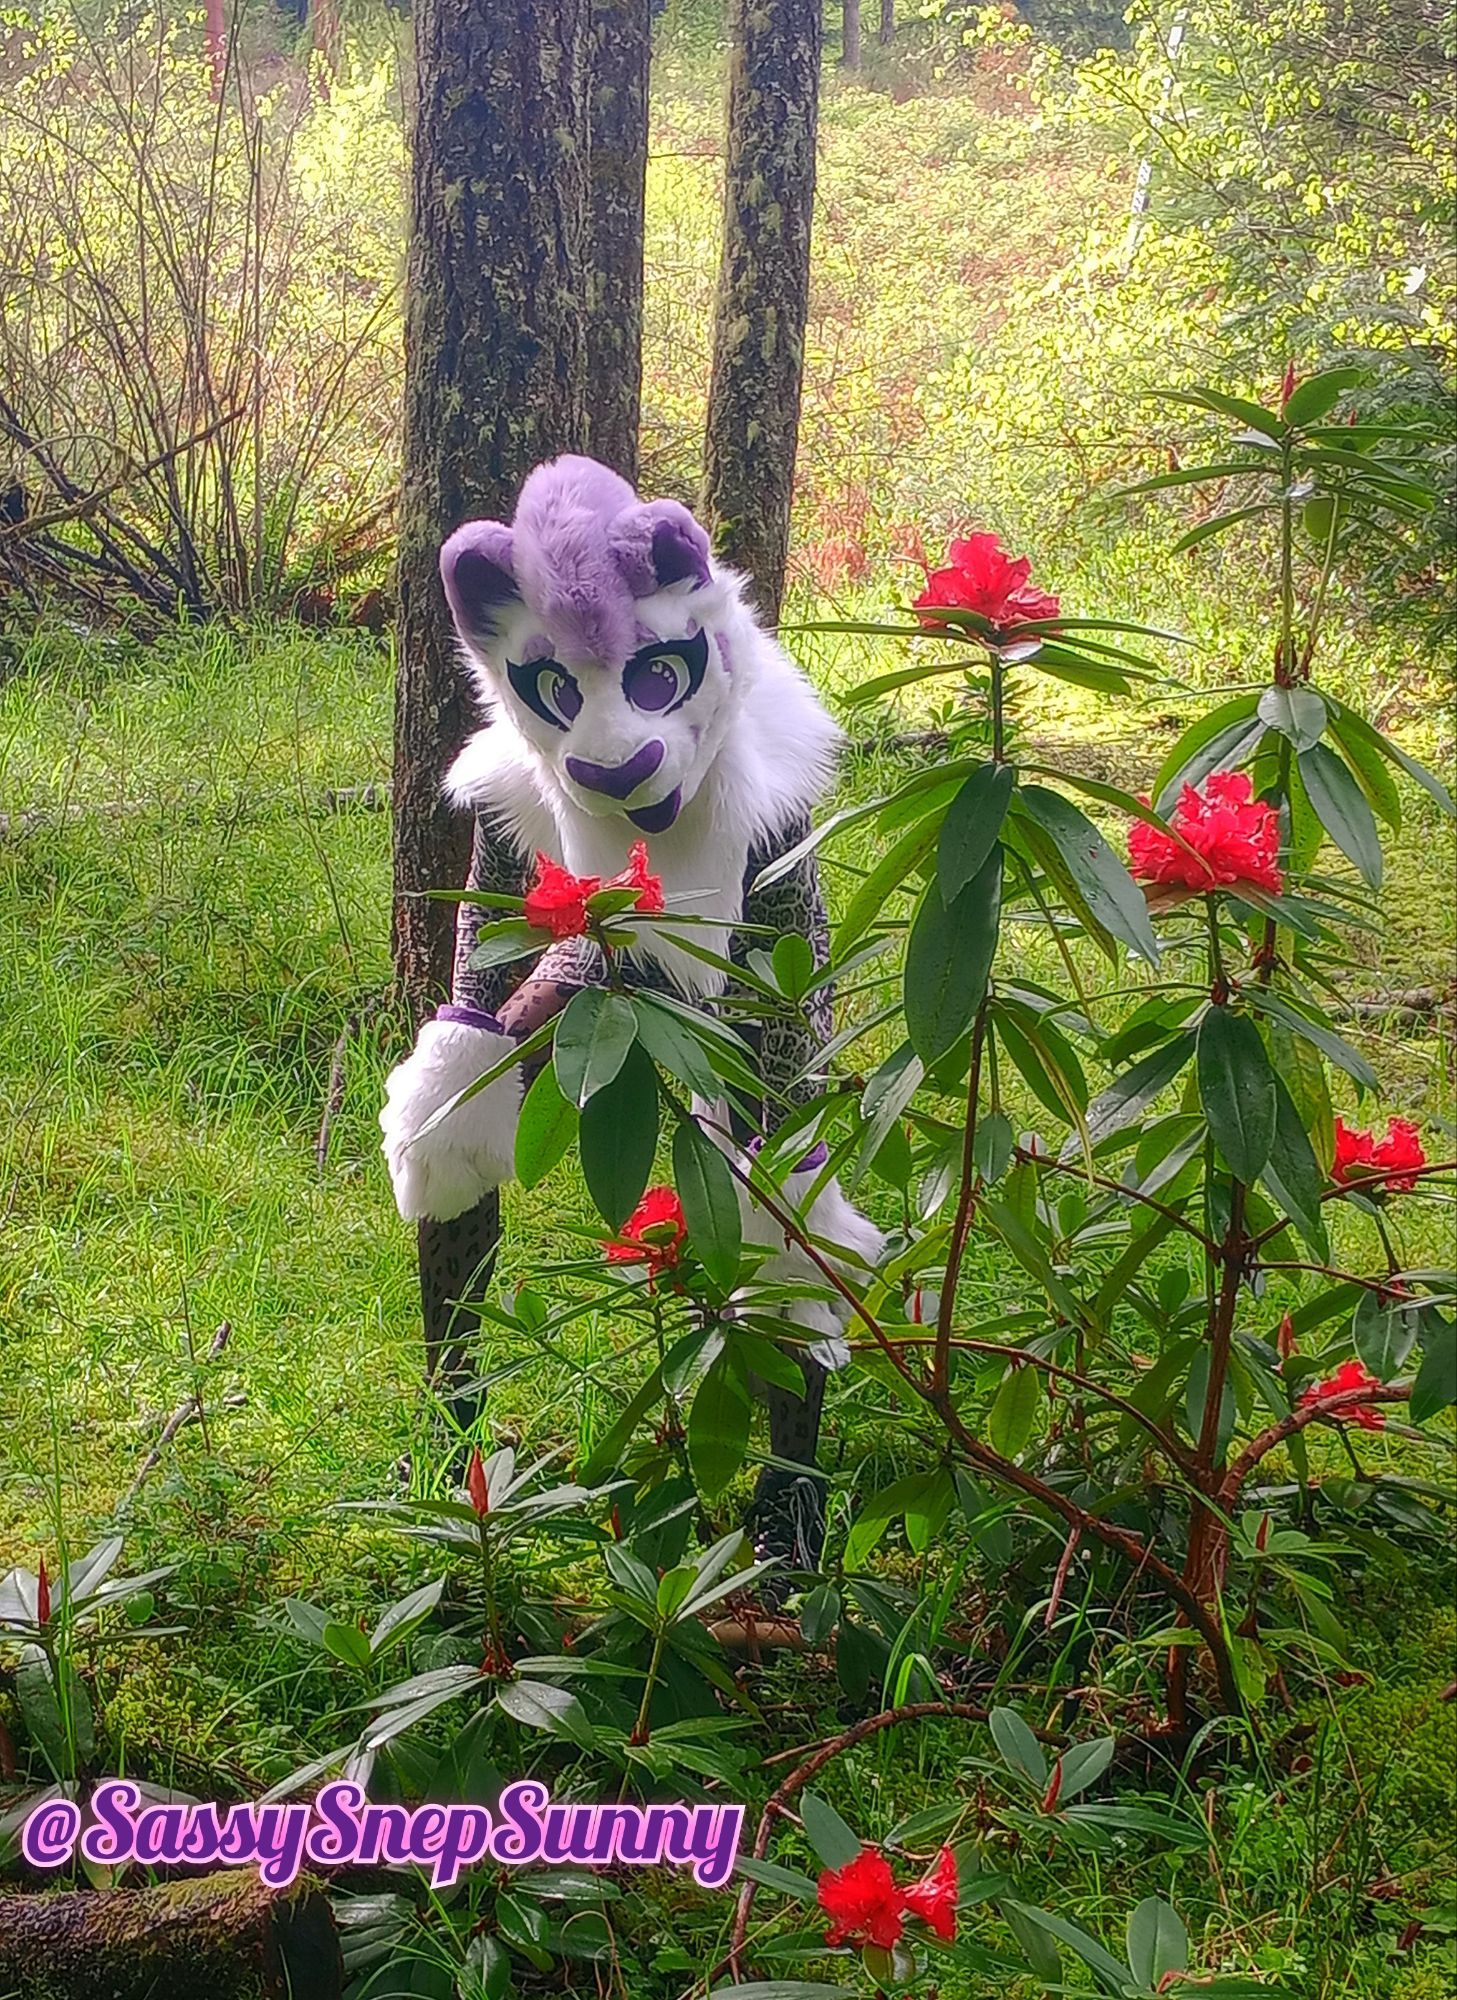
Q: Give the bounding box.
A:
[610,500,712,596]
[440,521,520,645]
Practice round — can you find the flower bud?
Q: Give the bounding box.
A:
[466,1447,490,1519]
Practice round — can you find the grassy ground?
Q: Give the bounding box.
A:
[0,21,1453,2000]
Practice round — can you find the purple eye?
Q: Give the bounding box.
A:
[622,629,709,714]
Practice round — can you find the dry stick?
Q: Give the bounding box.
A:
[0,406,245,543]
[315,997,384,1174]
[118,1321,233,1512]
[706,1126,1242,1707]
[719,1698,1063,1984]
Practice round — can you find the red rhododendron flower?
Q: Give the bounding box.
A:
[901,1845,959,1941]
[1297,1358,1387,1430]
[605,1186,688,1274]
[914,531,1061,635]
[1128,771,1283,895]
[465,1446,490,1519]
[1331,1116,1426,1195]
[523,852,601,938]
[608,838,665,915]
[817,1846,905,1951]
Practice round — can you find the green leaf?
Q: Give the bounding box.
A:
[994,1007,1087,1126]
[1298,742,1383,887]
[1353,1289,1419,1382]
[1152,693,1261,810]
[990,1707,1048,1789]
[1016,786,1160,965]
[579,1366,664,1483]
[799,1585,841,1646]
[1004,1900,1134,1991]
[1171,501,1277,553]
[495,1679,597,1750]
[1410,1331,1457,1424]
[1127,1895,1189,1988]
[1325,711,1401,830]
[772,931,816,1000]
[988,1364,1042,1460]
[798,1790,862,1869]
[1323,695,1453,817]
[579,1042,657,1228]
[631,996,723,1099]
[835,816,940,954]
[904,846,1002,1064]
[322,1621,374,1671]
[1079,1034,1196,1153]
[1054,1737,1114,1801]
[515,1061,578,1189]
[1197,1008,1276,1183]
[1248,990,1378,1094]
[16,1648,69,1778]
[1260,1076,1328,1256]
[938,760,1015,905]
[672,1119,742,1292]
[554,988,639,1108]
[731,1856,821,1902]
[1283,366,1365,428]
[1258,684,1327,752]
[688,1353,751,1496]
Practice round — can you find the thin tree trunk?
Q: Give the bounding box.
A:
[702,0,823,627]
[842,0,862,69]
[394,0,590,1022]
[879,0,894,46]
[206,0,227,98]
[585,0,651,482]
[0,1873,341,1998]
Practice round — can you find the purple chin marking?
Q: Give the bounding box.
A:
[564,739,664,799]
[627,787,682,833]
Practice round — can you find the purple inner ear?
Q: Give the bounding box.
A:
[650,515,711,589]
[440,522,519,640]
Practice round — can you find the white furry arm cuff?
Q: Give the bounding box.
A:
[379,1005,522,1223]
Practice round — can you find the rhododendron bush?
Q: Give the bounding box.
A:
[392,370,1454,1998]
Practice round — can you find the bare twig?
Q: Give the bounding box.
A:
[117,1321,235,1511]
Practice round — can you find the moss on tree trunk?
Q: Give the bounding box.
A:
[702,0,823,628]
[394,0,591,1020]
[585,0,651,482]
[0,1871,340,1999]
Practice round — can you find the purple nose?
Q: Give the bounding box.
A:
[564,740,665,800]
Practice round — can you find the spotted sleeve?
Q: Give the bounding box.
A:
[450,813,532,1013]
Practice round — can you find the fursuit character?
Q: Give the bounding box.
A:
[380,455,882,1570]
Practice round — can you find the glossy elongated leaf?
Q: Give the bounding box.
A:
[1410,1329,1457,1424]
[554,988,638,1108]
[1261,1075,1328,1255]
[1054,1737,1115,1801]
[687,1353,751,1495]
[990,1707,1048,1789]
[515,1061,578,1189]
[1017,786,1160,965]
[578,1042,657,1227]
[1249,989,1378,1093]
[994,1007,1086,1125]
[673,1118,742,1292]
[1298,742,1383,886]
[322,1621,375,1670]
[631,996,722,1099]
[904,846,1002,1064]
[1152,692,1261,808]
[1283,366,1365,428]
[836,816,939,954]
[1127,1896,1189,1988]
[1258,684,1327,752]
[1323,695,1453,817]
[1197,1008,1276,1183]
[799,1790,862,1869]
[1077,1034,1196,1154]
[938,760,1015,905]
[988,1364,1042,1459]
[496,1679,597,1750]
[1325,711,1401,829]
[1353,1289,1419,1381]
[1172,500,1277,552]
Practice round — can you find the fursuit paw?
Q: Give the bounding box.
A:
[379,1007,522,1222]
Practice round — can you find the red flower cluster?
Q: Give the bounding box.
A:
[605,1186,688,1276]
[1128,770,1283,895]
[1297,1358,1387,1430]
[913,532,1060,635]
[1331,1116,1426,1196]
[817,1844,958,1952]
[522,840,664,939]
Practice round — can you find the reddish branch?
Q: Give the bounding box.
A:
[1221,1379,1413,1498]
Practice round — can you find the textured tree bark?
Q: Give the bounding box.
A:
[0,1872,341,1999]
[879,0,895,47]
[842,0,862,69]
[394,0,591,1024]
[585,0,651,482]
[702,0,823,628]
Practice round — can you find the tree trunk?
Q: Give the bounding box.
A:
[879,0,894,47]
[701,0,823,628]
[0,1872,341,1999]
[585,0,651,482]
[205,0,227,97]
[842,0,862,69]
[394,0,591,1022]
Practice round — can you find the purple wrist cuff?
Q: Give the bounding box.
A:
[748,1136,830,1174]
[435,1003,507,1036]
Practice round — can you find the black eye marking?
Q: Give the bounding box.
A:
[507,658,583,731]
[622,627,709,716]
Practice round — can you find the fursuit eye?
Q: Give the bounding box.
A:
[507,658,582,731]
[622,628,708,714]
